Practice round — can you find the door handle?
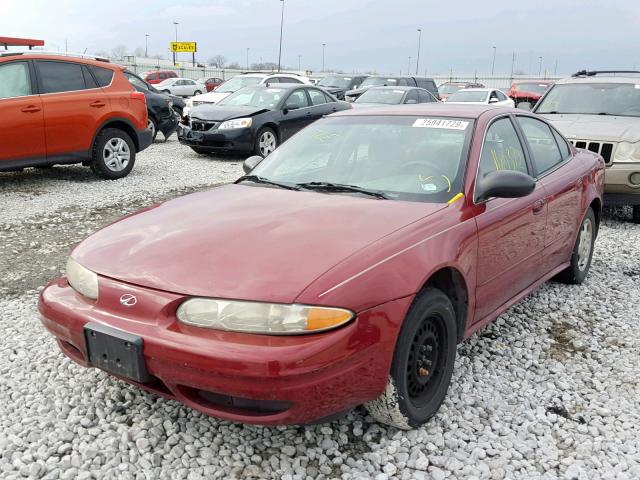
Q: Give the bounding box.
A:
[21,105,41,113]
[90,101,106,108]
[306,112,312,116]
[532,199,546,214]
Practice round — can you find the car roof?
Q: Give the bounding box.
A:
[252,83,308,91]
[237,73,268,78]
[456,88,493,92]
[333,103,514,118]
[0,51,122,69]
[556,75,639,85]
[366,86,418,91]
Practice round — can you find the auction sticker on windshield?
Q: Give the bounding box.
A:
[413,118,469,130]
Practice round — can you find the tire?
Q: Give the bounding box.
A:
[90,128,136,180]
[556,207,596,284]
[633,205,640,224]
[147,116,158,142]
[190,146,209,154]
[194,90,202,96]
[162,89,171,94]
[364,288,457,429]
[254,127,278,157]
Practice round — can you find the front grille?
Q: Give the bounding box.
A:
[568,140,615,164]
[190,120,217,132]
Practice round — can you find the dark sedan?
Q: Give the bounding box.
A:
[317,75,368,100]
[353,86,438,107]
[178,84,351,156]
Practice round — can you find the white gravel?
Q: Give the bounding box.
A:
[1,137,639,479]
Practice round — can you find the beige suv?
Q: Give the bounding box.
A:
[533,70,640,223]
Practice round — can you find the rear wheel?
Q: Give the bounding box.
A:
[147,116,158,142]
[556,207,596,284]
[255,127,278,157]
[90,128,136,180]
[633,205,640,224]
[194,90,202,96]
[364,288,457,429]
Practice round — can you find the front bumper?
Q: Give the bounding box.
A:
[38,276,410,425]
[603,162,640,203]
[177,124,254,153]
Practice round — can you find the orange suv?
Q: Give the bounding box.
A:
[0,52,151,179]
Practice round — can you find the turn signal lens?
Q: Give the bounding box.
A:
[176,299,354,335]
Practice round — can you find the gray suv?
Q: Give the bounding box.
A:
[533,70,640,223]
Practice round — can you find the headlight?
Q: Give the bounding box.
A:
[614,142,640,162]
[218,118,253,130]
[66,257,98,300]
[176,298,353,335]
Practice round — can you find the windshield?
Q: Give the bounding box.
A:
[514,83,550,94]
[219,86,285,109]
[217,76,263,93]
[250,115,474,203]
[360,77,398,87]
[319,76,353,88]
[439,84,463,95]
[536,83,640,116]
[447,90,488,102]
[356,88,406,104]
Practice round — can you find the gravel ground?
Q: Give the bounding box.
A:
[0,136,639,480]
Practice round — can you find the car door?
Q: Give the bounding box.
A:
[417,89,437,103]
[279,88,313,141]
[515,115,583,273]
[185,79,198,96]
[0,60,46,165]
[36,60,111,160]
[473,115,548,322]
[307,87,338,118]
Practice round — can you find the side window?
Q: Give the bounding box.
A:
[397,78,410,86]
[478,117,529,180]
[497,91,508,101]
[516,117,564,175]
[323,92,335,103]
[37,61,86,94]
[404,90,419,104]
[265,77,279,84]
[308,88,328,106]
[89,66,114,87]
[285,77,302,84]
[418,89,435,103]
[552,128,571,159]
[159,73,167,80]
[147,73,157,81]
[82,66,98,89]
[0,62,31,99]
[284,89,310,109]
[125,72,148,90]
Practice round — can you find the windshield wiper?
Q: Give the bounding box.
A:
[296,181,388,199]
[236,175,301,191]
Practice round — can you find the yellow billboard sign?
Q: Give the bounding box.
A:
[170,42,197,53]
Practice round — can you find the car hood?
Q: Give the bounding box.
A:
[539,113,640,143]
[189,105,269,122]
[190,91,231,104]
[322,86,345,94]
[72,184,445,303]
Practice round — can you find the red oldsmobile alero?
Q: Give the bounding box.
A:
[39,104,604,429]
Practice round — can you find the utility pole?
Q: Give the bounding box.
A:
[322,43,326,72]
[277,0,285,72]
[538,56,542,77]
[416,28,422,75]
[554,59,558,76]
[145,34,149,58]
[510,51,516,83]
[173,22,179,66]
[408,56,411,74]
[491,46,496,75]
[298,54,301,71]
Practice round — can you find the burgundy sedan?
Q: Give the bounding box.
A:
[39,105,604,429]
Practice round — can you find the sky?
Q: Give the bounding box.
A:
[1,0,639,75]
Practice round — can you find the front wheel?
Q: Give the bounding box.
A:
[90,128,136,179]
[255,127,278,157]
[556,207,596,284]
[364,288,457,429]
[193,90,202,96]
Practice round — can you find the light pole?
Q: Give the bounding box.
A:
[510,51,516,82]
[415,28,422,75]
[246,48,250,70]
[491,46,496,75]
[173,22,179,65]
[277,0,285,72]
[298,54,301,71]
[538,56,542,77]
[322,43,326,72]
[145,34,149,58]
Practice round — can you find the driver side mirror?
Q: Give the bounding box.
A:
[243,155,263,174]
[475,170,535,202]
[516,102,532,111]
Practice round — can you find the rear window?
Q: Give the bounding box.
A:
[89,66,114,87]
[37,61,86,94]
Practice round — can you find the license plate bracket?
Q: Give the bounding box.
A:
[84,323,150,383]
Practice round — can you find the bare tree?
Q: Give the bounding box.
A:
[133,47,145,57]
[111,45,128,60]
[208,54,227,68]
[95,50,110,58]
[226,62,241,70]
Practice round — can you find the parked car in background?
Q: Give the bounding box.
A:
[184,73,312,115]
[345,76,438,102]
[141,70,178,85]
[196,77,224,92]
[125,71,180,141]
[508,81,554,106]
[438,81,485,101]
[353,86,438,106]
[40,104,603,429]
[156,78,203,97]
[178,84,350,156]
[0,52,150,179]
[533,71,640,223]
[446,88,515,107]
[317,74,369,100]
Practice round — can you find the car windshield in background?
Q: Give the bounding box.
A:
[536,83,640,116]
[219,87,285,109]
[356,88,405,104]
[447,90,488,102]
[251,115,474,203]
[217,76,263,93]
[514,83,550,94]
[318,76,353,88]
[360,77,398,87]
[439,84,463,95]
